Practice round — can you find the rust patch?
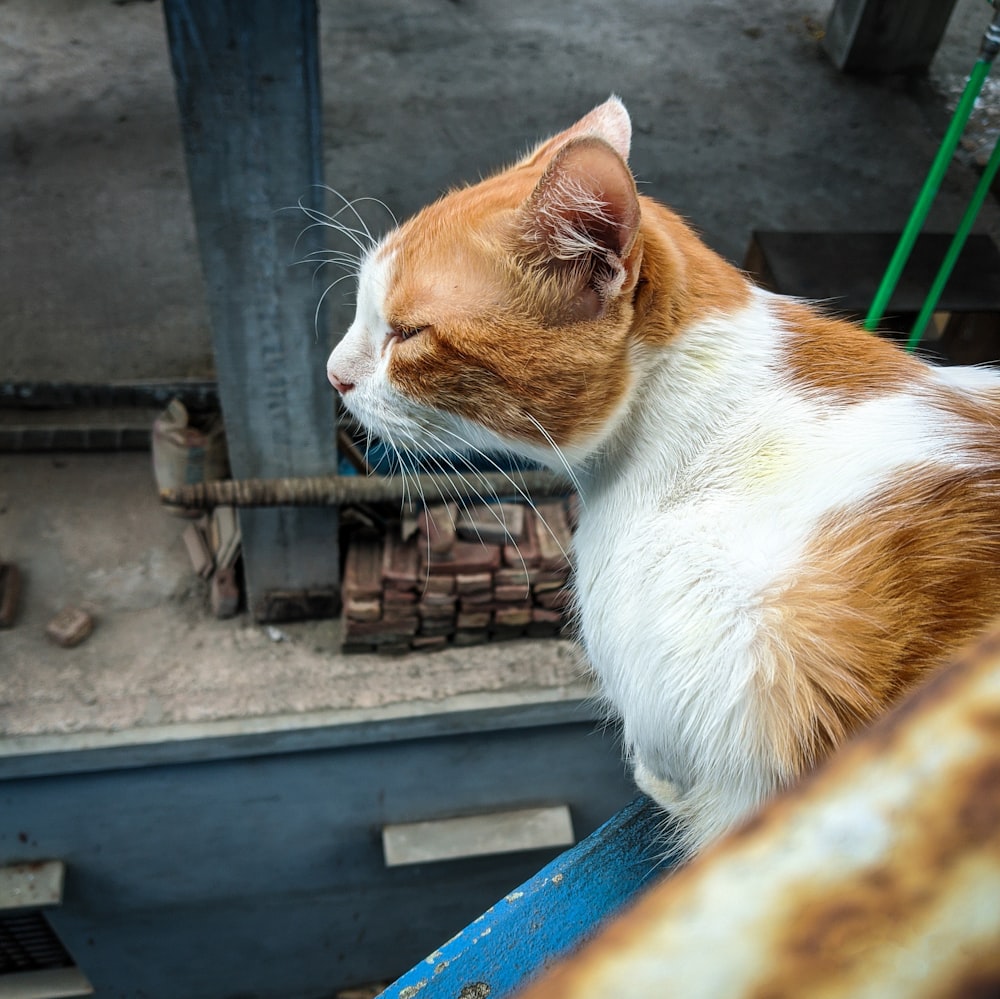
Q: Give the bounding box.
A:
[751,741,1000,998]
[518,626,1000,999]
[950,758,1000,855]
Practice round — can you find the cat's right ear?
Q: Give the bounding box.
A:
[522,96,632,166]
[518,136,642,321]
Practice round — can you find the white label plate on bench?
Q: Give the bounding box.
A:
[382,805,575,867]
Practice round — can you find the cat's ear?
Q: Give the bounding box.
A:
[520,135,642,319]
[525,97,632,165]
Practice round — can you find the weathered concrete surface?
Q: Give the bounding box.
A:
[0,452,588,741]
[1,0,998,381]
[2,0,999,743]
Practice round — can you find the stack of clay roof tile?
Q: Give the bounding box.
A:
[341,500,574,654]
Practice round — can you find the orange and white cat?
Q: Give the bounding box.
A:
[327,98,1000,851]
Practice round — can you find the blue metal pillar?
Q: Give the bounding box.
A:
[162,0,338,620]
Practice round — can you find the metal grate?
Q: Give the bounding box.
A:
[0,911,74,976]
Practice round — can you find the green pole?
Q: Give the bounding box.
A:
[863,57,992,332]
[906,129,1000,351]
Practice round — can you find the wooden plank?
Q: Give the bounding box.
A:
[162,0,338,620]
[824,0,961,75]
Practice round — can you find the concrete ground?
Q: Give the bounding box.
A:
[2,0,1000,745]
[0,451,589,744]
[2,0,999,382]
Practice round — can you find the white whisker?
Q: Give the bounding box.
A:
[522,411,584,499]
[428,424,571,567]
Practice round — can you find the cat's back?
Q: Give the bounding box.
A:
[576,289,1000,779]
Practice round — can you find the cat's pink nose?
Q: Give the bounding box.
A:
[328,370,354,394]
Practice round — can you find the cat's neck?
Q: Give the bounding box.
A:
[573,207,761,497]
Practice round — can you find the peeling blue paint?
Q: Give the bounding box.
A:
[379,797,681,999]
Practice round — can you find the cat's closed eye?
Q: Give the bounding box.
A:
[390,324,425,343]
[384,324,426,353]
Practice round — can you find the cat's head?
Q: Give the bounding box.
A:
[327,97,647,469]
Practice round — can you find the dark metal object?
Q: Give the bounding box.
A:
[0,381,218,412]
[160,470,568,511]
[824,0,962,75]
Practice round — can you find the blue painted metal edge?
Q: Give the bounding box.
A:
[379,796,682,999]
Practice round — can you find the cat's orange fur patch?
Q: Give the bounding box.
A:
[630,200,750,345]
[776,300,929,403]
[757,462,1000,780]
[379,160,750,451]
[382,176,635,449]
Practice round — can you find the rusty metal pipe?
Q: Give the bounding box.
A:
[159,469,568,511]
[518,624,1000,999]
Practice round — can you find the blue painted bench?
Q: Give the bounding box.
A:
[379,797,682,999]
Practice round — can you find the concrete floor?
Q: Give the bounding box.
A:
[3,1,1000,745]
[2,0,999,382]
[0,451,589,744]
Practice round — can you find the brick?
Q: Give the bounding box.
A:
[419,591,457,609]
[457,502,526,545]
[383,588,418,605]
[493,566,538,586]
[532,607,565,625]
[494,583,531,603]
[411,635,448,651]
[183,522,214,578]
[494,606,533,628]
[529,606,568,638]
[45,606,94,648]
[533,573,567,593]
[536,586,570,610]
[343,534,384,600]
[455,573,493,595]
[345,598,381,622]
[345,617,418,640]
[420,574,455,596]
[504,505,540,568]
[418,619,455,637]
[210,505,242,570]
[417,504,457,557]
[459,592,495,609]
[382,528,419,589]
[536,501,573,572]
[381,607,419,629]
[453,629,488,647]
[419,612,456,628]
[210,566,241,619]
[456,610,492,630]
[422,541,501,577]
[494,567,538,588]
[418,617,456,635]
[0,562,21,628]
